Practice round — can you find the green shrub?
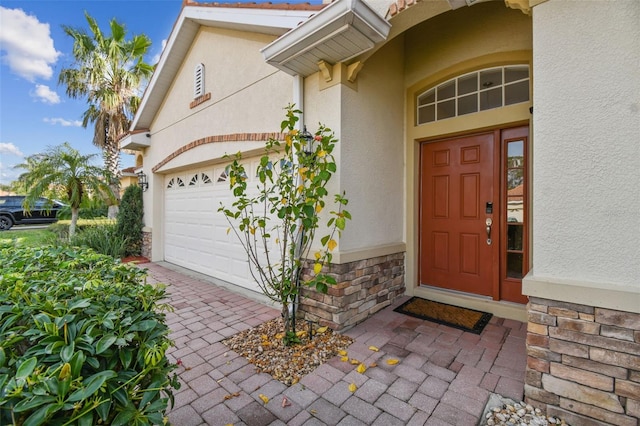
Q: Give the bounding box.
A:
[116,185,143,257]
[0,244,179,425]
[57,197,108,220]
[71,223,128,258]
[49,219,115,240]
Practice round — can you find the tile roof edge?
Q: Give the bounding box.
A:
[183,0,327,12]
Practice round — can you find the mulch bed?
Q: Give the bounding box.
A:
[121,256,150,264]
[223,317,354,386]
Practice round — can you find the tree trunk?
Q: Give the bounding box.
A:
[104,138,121,219]
[282,302,291,340]
[69,207,80,239]
[107,203,119,219]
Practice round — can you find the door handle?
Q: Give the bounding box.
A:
[485,218,492,245]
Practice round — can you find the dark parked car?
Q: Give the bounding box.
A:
[0,196,64,230]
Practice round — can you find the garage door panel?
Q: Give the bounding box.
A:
[164,164,262,294]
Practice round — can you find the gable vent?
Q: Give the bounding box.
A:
[194,63,205,98]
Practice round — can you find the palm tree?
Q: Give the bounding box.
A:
[59,12,153,218]
[16,143,114,238]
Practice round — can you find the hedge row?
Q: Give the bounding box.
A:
[0,244,179,425]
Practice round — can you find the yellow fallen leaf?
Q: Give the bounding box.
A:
[356,363,367,374]
[386,358,399,365]
[340,356,348,362]
[296,330,307,337]
[275,333,284,340]
[338,350,347,356]
[224,392,240,400]
[350,359,360,365]
[259,394,269,404]
[316,326,328,334]
[349,383,357,392]
[261,334,269,340]
[368,346,379,352]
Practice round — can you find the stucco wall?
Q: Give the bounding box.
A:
[526,0,640,297]
[403,3,532,314]
[142,26,294,260]
[301,36,406,260]
[148,27,292,169]
[404,2,532,90]
[339,36,406,255]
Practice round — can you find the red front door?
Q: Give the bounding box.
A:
[420,132,499,297]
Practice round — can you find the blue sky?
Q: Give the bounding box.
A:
[0,0,187,186]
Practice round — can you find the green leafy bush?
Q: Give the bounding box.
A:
[48,219,115,239]
[219,105,350,343]
[116,185,143,257]
[0,244,179,425]
[57,197,108,220]
[71,223,128,258]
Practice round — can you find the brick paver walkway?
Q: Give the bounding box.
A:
[144,262,527,426]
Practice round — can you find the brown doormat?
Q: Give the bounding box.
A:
[394,297,492,334]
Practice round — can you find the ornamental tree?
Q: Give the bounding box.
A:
[218,105,350,345]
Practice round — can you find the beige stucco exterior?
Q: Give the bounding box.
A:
[522,0,640,314]
[302,34,406,262]
[125,0,639,422]
[403,3,532,321]
[133,0,536,321]
[307,2,533,320]
[139,27,295,261]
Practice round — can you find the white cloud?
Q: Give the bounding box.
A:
[43,117,82,127]
[0,161,21,186]
[150,39,168,65]
[33,84,61,104]
[0,7,61,81]
[0,142,24,157]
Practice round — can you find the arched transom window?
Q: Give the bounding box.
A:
[417,65,530,125]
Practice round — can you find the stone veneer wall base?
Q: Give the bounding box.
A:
[297,252,405,331]
[142,231,152,260]
[525,297,640,426]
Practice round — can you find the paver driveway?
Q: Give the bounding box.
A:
[144,262,527,426]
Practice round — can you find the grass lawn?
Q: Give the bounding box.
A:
[0,228,56,247]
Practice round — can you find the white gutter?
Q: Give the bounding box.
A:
[294,75,305,132]
[261,0,391,77]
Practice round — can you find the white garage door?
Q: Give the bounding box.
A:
[164,161,261,293]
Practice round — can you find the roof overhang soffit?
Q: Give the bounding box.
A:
[261,0,391,78]
[120,130,150,151]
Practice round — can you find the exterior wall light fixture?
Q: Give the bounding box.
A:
[137,171,149,192]
[301,125,314,155]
